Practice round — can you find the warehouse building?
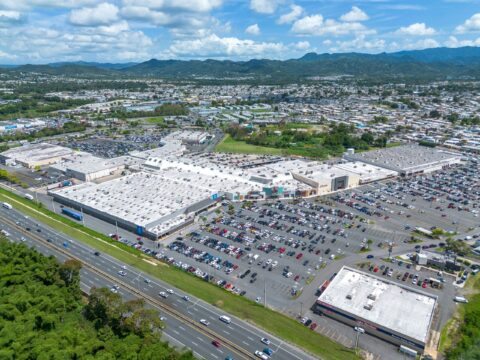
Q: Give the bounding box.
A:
[343,144,461,175]
[315,266,437,352]
[50,153,129,182]
[0,143,74,168]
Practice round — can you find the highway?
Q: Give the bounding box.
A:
[0,205,317,360]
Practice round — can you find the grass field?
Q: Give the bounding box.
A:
[215,134,284,155]
[438,273,480,354]
[0,187,357,360]
[145,116,165,124]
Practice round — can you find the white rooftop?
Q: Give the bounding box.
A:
[318,266,437,343]
[1,143,74,164]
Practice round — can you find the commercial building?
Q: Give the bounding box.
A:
[0,143,74,168]
[315,266,437,352]
[50,153,128,182]
[343,144,461,175]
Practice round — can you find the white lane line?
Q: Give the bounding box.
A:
[242,341,249,346]
[178,326,186,331]
[210,353,218,359]
[223,330,230,335]
[247,336,254,341]
[196,337,205,343]
[191,341,198,347]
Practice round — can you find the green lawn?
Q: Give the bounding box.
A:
[145,116,165,124]
[215,134,284,156]
[0,187,357,360]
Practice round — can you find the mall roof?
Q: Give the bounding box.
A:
[318,266,437,343]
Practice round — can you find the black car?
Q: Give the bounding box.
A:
[305,319,313,326]
[94,251,101,256]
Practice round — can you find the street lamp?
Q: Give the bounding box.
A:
[354,326,365,354]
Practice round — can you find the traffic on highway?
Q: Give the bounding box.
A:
[0,205,315,360]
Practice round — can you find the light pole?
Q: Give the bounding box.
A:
[354,326,365,354]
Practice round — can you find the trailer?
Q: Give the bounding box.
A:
[62,207,83,221]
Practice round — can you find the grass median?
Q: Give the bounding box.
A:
[0,187,357,360]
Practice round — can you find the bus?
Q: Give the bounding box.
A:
[62,207,83,221]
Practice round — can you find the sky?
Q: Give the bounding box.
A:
[1,0,480,64]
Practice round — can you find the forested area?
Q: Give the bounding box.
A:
[0,239,195,359]
[226,123,389,159]
[0,96,91,120]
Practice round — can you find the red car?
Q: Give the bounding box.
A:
[294,275,300,282]
[310,323,318,331]
[296,253,303,260]
[212,340,221,348]
[373,266,379,273]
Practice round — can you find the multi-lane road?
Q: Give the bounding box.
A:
[0,205,316,360]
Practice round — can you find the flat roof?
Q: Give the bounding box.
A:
[318,266,437,343]
[1,143,74,164]
[344,144,461,172]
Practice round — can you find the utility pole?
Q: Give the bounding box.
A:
[115,220,119,239]
[51,198,56,213]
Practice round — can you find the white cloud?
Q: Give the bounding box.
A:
[250,0,280,14]
[340,6,369,22]
[245,23,260,36]
[0,10,23,26]
[294,40,310,51]
[0,50,17,60]
[0,0,97,11]
[402,38,439,49]
[455,13,480,33]
[168,34,286,58]
[395,23,436,36]
[331,35,385,52]
[69,2,119,26]
[122,0,222,13]
[0,23,153,63]
[277,4,303,24]
[292,14,374,37]
[445,35,480,47]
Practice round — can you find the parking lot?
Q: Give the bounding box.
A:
[151,160,480,358]
[9,157,478,359]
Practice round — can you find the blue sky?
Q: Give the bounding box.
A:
[1,0,480,64]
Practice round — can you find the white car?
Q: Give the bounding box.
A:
[118,270,126,276]
[167,289,174,294]
[454,296,468,303]
[254,350,269,360]
[200,319,210,326]
[261,337,271,345]
[159,292,168,298]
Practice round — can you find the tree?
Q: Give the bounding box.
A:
[59,259,82,289]
[445,238,470,257]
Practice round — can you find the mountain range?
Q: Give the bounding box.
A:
[2,46,480,82]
